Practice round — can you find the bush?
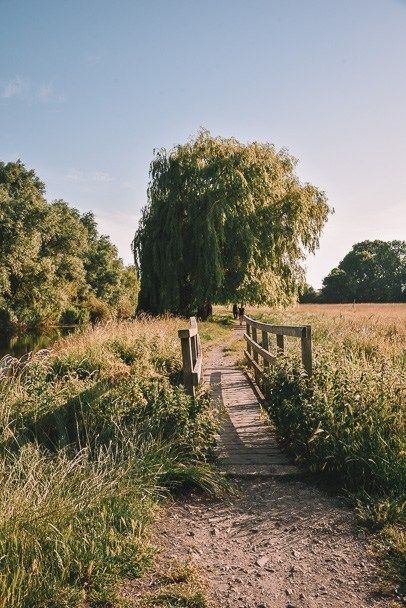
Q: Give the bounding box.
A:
[59,306,90,326]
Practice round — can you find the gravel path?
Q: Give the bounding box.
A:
[129,328,388,607]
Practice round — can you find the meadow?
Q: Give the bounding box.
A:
[239,303,405,593]
[0,317,230,608]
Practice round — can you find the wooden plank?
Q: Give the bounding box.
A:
[301,325,313,377]
[262,329,270,369]
[178,326,198,338]
[243,315,304,338]
[246,321,252,356]
[244,333,276,365]
[244,349,265,380]
[276,333,285,354]
[179,335,195,396]
[251,326,260,385]
[192,353,202,386]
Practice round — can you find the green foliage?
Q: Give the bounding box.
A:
[0,318,223,607]
[255,305,405,594]
[298,283,320,303]
[256,307,405,521]
[264,355,405,495]
[133,130,330,316]
[321,240,406,303]
[0,160,139,333]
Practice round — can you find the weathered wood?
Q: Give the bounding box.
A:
[244,316,313,380]
[244,349,265,380]
[276,333,285,354]
[244,333,276,365]
[251,326,260,385]
[244,315,304,337]
[178,317,203,396]
[262,329,269,369]
[178,326,198,338]
[246,321,252,356]
[301,325,313,377]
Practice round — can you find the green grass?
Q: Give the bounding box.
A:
[233,304,405,598]
[0,317,228,608]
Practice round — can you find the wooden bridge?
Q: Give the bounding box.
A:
[179,315,313,476]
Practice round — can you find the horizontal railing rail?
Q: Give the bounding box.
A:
[243,314,312,385]
[178,316,202,397]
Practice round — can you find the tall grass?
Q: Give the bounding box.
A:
[0,318,227,607]
[242,304,405,593]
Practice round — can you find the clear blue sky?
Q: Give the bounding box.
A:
[1,0,405,287]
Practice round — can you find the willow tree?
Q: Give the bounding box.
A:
[133,131,330,317]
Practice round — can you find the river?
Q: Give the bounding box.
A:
[0,327,76,359]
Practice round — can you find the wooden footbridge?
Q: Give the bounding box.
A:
[178,315,313,477]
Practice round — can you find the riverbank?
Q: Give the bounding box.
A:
[0,316,231,607]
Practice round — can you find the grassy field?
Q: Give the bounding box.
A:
[237,303,405,596]
[0,316,231,608]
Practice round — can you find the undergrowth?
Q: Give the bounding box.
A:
[0,317,229,607]
[241,305,405,598]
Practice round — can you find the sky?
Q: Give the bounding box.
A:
[1,0,405,288]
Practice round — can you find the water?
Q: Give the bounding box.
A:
[0,327,75,360]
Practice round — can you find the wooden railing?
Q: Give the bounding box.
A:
[243,315,312,385]
[178,317,203,397]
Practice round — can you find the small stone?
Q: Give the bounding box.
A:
[285,588,294,596]
[256,556,269,568]
[292,549,300,558]
[210,527,219,536]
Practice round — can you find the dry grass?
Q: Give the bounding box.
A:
[292,302,406,319]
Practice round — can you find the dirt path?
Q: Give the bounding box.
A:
[131,328,388,607]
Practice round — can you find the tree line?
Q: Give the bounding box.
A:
[300,240,405,303]
[2,134,403,335]
[0,160,139,334]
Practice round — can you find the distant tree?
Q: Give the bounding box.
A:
[298,284,320,303]
[0,160,139,332]
[321,240,406,303]
[133,131,330,317]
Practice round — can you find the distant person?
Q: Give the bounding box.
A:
[238,305,245,326]
[232,303,238,319]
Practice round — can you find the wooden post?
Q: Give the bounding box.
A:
[276,333,285,355]
[251,326,260,385]
[246,321,252,356]
[179,333,195,397]
[262,329,269,370]
[190,333,197,368]
[301,325,312,377]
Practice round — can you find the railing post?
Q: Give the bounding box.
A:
[190,333,197,368]
[246,320,252,357]
[261,329,269,370]
[276,333,285,354]
[179,333,195,397]
[251,326,260,385]
[301,325,313,377]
